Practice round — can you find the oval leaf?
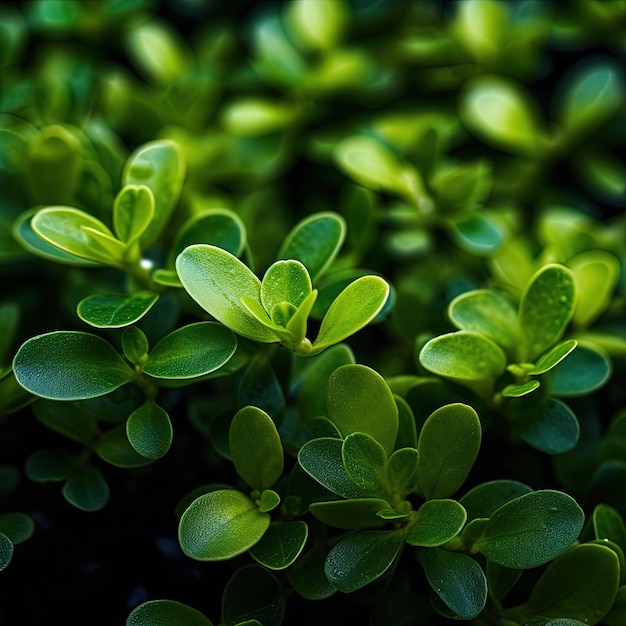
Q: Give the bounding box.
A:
[63,465,110,511]
[312,276,390,354]
[0,533,14,571]
[77,291,159,328]
[178,490,270,560]
[477,490,584,568]
[126,401,173,460]
[549,343,611,397]
[127,599,213,626]
[529,339,578,375]
[113,184,155,245]
[309,498,390,530]
[261,259,312,314]
[518,398,580,454]
[248,521,308,570]
[13,331,134,400]
[229,406,284,492]
[460,480,533,522]
[176,244,278,343]
[406,499,467,547]
[342,432,387,496]
[143,322,237,379]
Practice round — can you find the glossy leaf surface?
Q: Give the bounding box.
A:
[126,600,213,626]
[406,499,467,547]
[549,344,611,397]
[113,184,154,245]
[342,432,387,495]
[460,480,533,521]
[248,521,308,570]
[309,498,390,529]
[126,401,172,460]
[62,465,110,511]
[77,291,159,328]
[518,398,579,454]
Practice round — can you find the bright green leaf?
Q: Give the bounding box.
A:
[178,490,270,560]
[529,339,578,375]
[176,244,279,343]
[13,331,134,400]
[326,364,399,455]
[220,97,296,137]
[229,406,284,492]
[477,490,584,568]
[448,214,504,255]
[284,0,349,51]
[406,499,467,547]
[77,292,159,329]
[325,530,405,592]
[126,401,172,460]
[143,322,237,379]
[261,259,312,314]
[417,403,481,500]
[258,489,281,514]
[113,184,155,245]
[501,379,541,397]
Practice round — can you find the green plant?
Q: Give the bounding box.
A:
[1,1,625,624]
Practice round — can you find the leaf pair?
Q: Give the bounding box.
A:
[176,213,389,356]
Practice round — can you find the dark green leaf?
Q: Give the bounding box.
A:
[417,403,481,500]
[549,343,611,397]
[25,449,76,482]
[460,480,533,521]
[477,490,584,568]
[518,397,580,454]
[126,401,172,460]
[248,521,308,570]
[385,447,419,501]
[0,533,13,571]
[126,599,213,626]
[342,432,387,496]
[33,399,99,444]
[77,291,159,328]
[309,498,390,529]
[95,425,154,468]
[325,530,405,592]
[143,322,237,379]
[593,504,626,554]
[0,512,34,544]
[63,465,110,511]
[13,331,134,400]
[286,543,337,600]
[406,500,467,547]
[449,214,504,255]
[122,327,150,366]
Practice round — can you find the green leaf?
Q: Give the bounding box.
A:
[33,398,99,444]
[448,289,521,353]
[123,139,186,245]
[126,599,214,626]
[13,331,134,400]
[460,480,533,522]
[460,75,544,155]
[416,403,481,500]
[248,521,308,570]
[518,398,580,454]
[284,0,349,51]
[486,560,522,603]
[285,289,318,344]
[342,432,387,496]
[324,530,405,592]
[569,250,621,328]
[519,264,576,361]
[113,184,155,245]
[285,542,337,600]
[261,259,312,315]
[122,326,150,366]
[419,331,506,390]
[143,322,237,379]
[448,214,504,255]
[522,543,619,624]
[258,489,281,513]
[0,533,14,571]
[421,548,487,619]
[176,244,279,343]
[476,490,584,568]
[221,564,284,626]
[126,401,172,460]
[81,226,128,263]
[549,343,611,397]
[406,500,467,547]
[501,379,541,398]
[229,406,284,492]
[277,212,346,283]
[529,339,578,375]
[25,450,76,482]
[220,97,296,137]
[0,512,35,544]
[593,504,626,554]
[311,276,390,354]
[309,498,390,529]
[95,425,154,468]
[172,208,246,259]
[326,364,399,455]
[77,291,159,328]
[298,438,364,499]
[63,465,110,511]
[31,207,122,266]
[178,490,270,560]
[385,447,419,501]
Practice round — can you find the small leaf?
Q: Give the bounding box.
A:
[143,322,237,379]
[529,339,578,375]
[25,450,76,482]
[95,425,154,468]
[31,207,121,265]
[477,490,584,568]
[126,599,214,626]
[518,397,580,454]
[77,292,159,328]
[460,480,533,522]
[178,490,270,560]
[261,259,312,314]
[417,403,481,500]
[421,547,487,619]
[285,542,337,601]
[309,498,390,530]
[448,214,504,255]
[284,0,349,51]
[406,500,467,547]
[448,289,521,353]
[312,276,390,354]
[519,264,576,361]
[229,406,284,492]
[126,401,172,460]
[81,226,127,263]
[501,379,541,398]
[523,543,619,624]
[419,331,506,386]
[258,489,281,513]
[220,97,296,137]
[385,447,419,500]
[324,530,405,592]
[113,184,155,245]
[277,212,346,283]
[63,465,110,511]
[593,504,626,554]
[13,331,134,400]
[123,139,186,245]
[0,512,35,544]
[342,432,387,495]
[249,521,308,570]
[0,533,14,571]
[549,343,611,397]
[326,364,398,455]
[176,244,279,343]
[298,438,364,499]
[122,326,150,366]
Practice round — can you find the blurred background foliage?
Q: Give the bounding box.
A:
[0,0,625,623]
